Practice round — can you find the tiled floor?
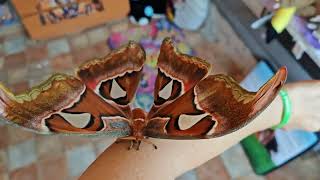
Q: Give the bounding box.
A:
[0,2,319,180]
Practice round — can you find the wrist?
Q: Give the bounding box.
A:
[255,94,283,131]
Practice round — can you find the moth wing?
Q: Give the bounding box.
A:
[76,41,146,115]
[0,74,131,137]
[144,67,287,139]
[149,38,211,114]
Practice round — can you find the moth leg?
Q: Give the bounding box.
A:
[115,137,157,150]
[115,137,136,150]
[135,140,142,151]
[141,139,158,150]
[128,140,135,150]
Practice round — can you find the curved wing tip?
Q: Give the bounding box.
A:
[279,66,288,75]
[160,37,211,71]
[127,40,144,50]
[127,40,139,47]
[276,66,288,85]
[163,37,173,42]
[161,37,175,48]
[128,40,139,45]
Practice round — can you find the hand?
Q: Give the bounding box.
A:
[283,80,320,132]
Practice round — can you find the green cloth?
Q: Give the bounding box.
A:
[241,135,276,175]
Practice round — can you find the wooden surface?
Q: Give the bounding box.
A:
[11,0,130,40]
[11,0,38,17]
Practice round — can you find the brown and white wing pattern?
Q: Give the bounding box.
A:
[0,74,131,137]
[76,41,146,115]
[150,38,211,114]
[144,67,287,139]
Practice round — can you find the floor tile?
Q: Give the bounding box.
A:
[47,39,71,58]
[0,70,7,84]
[3,36,26,55]
[50,54,74,71]
[299,150,319,161]
[199,4,218,43]
[0,120,6,127]
[25,45,48,63]
[4,52,26,69]
[9,164,37,180]
[0,149,8,173]
[220,144,253,179]
[266,156,320,180]
[7,126,34,145]
[36,135,63,160]
[28,75,52,88]
[0,40,4,55]
[10,81,29,93]
[235,173,265,180]
[7,67,28,86]
[87,27,109,45]
[0,23,23,37]
[72,47,97,65]
[184,31,203,47]
[69,34,89,51]
[196,157,230,180]
[0,57,4,69]
[27,60,51,80]
[66,144,96,177]
[0,126,9,149]
[93,138,115,156]
[176,170,198,180]
[8,140,37,171]
[110,19,129,33]
[37,154,68,180]
[61,135,93,150]
[93,41,110,58]
[202,3,256,80]
[68,176,81,180]
[0,173,9,180]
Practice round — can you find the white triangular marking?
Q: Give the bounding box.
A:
[178,114,208,130]
[58,112,92,129]
[110,80,126,99]
[159,80,173,100]
[206,122,217,136]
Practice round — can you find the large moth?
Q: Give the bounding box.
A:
[0,38,287,150]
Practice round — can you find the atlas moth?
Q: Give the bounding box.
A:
[0,38,287,150]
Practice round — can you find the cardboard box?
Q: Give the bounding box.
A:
[12,0,130,40]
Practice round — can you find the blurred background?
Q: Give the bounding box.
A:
[0,0,319,179]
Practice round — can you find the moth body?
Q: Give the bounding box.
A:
[131,108,148,140]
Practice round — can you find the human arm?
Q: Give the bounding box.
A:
[80,81,320,180]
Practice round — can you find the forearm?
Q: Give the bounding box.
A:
[80,95,282,180]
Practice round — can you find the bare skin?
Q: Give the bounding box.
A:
[80,81,320,180]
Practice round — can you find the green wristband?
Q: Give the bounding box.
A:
[272,89,292,130]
